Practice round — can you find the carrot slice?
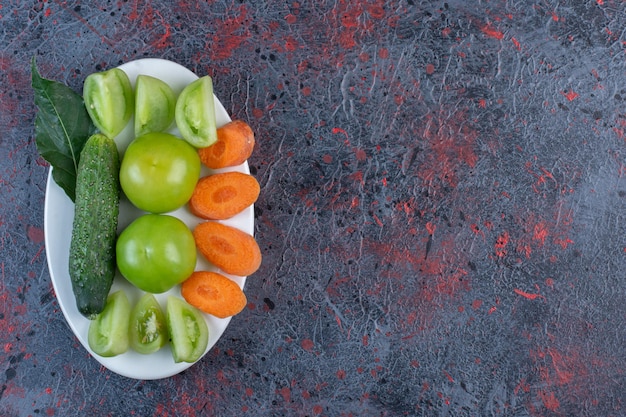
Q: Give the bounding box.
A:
[189,172,260,220]
[198,120,255,169]
[181,271,247,318]
[193,221,262,276]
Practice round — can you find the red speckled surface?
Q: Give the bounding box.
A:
[1,1,625,416]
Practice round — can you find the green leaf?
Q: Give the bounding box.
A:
[31,57,96,202]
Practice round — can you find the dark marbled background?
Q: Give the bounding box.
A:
[1,1,625,416]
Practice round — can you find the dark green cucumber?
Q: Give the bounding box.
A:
[68,133,120,319]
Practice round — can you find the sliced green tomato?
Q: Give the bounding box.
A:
[88,290,131,357]
[129,293,168,354]
[166,296,209,363]
[83,68,134,138]
[134,74,176,137]
[175,76,218,148]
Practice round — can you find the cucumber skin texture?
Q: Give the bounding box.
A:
[69,133,120,320]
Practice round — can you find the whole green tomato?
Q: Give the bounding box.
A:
[116,214,197,293]
[120,132,201,213]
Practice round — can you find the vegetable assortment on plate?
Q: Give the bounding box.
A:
[32,58,261,363]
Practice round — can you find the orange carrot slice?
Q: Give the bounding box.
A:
[181,271,247,318]
[189,172,260,220]
[198,120,255,169]
[193,221,262,276]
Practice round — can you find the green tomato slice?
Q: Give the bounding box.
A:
[88,290,131,357]
[134,74,176,137]
[175,76,218,148]
[166,296,209,363]
[129,293,168,354]
[83,68,134,138]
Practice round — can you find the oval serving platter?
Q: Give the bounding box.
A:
[44,58,253,380]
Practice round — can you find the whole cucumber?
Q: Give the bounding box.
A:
[68,133,120,319]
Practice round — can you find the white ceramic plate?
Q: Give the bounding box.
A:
[44,58,252,380]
